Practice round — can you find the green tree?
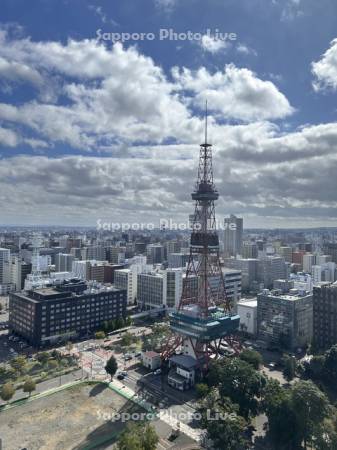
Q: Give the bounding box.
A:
[323,344,337,385]
[0,382,15,403]
[125,315,132,326]
[195,382,209,398]
[262,379,300,449]
[292,380,332,449]
[36,352,49,365]
[48,360,59,371]
[105,355,118,381]
[116,317,125,329]
[210,358,266,418]
[109,319,116,331]
[10,355,27,374]
[117,423,158,450]
[23,377,36,397]
[95,331,106,340]
[304,355,325,380]
[121,332,133,347]
[198,390,249,450]
[283,356,297,382]
[239,349,263,370]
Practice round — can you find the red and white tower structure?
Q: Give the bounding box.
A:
[162,105,240,370]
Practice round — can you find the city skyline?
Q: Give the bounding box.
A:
[1,1,337,228]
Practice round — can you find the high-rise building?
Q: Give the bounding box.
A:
[278,246,293,264]
[313,283,337,350]
[317,255,332,265]
[257,256,287,289]
[9,280,127,347]
[87,245,106,261]
[223,214,243,257]
[242,242,258,259]
[257,289,313,350]
[146,244,164,264]
[137,271,166,310]
[55,253,74,272]
[107,246,126,264]
[0,248,11,284]
[72,260,91,280]
[303,254,316,273]
[224,258,258,291]
[323,243,337,264]
[115,268,137,305]
[168,252,190,268]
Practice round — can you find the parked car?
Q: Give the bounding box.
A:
[153,368,161,375]
[117,373,125,380]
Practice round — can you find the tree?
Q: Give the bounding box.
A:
[116,317,125,329]
[195,382,209,398]
[48,360,59,371]
[23,377,36,397]
[36,352,49,365]
[95,331,106,340]
[292,380,332,449]
[323,344,337,385]
[10,355,27,374]
[121,332,133,347]
[262,379,300,449]
[117,423,158,450]
[198,390,249,450]
[0,382,15,403]
[125,315,132,326]
[210,358,266,418]
[109,319,116,331]
[282,356,297,382]
[105,355,118,381]
[239,349,263,370]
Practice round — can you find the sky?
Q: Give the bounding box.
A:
[1,0,337,228]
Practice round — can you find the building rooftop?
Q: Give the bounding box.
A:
[237,299,258,308]
[169,354,198,369]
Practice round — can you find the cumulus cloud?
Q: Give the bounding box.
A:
[199,35,229,54]
[0,127,19,147]
[173,64,295,121]
[2,118,337,227]
[312,38,337,91]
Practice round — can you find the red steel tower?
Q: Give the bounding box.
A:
[162,105,240,370]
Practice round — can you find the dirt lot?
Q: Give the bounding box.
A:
[0,383,145,450]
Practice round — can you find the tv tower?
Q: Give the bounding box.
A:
[162,103,240,370]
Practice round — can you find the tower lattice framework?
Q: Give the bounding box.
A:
[162,105,240,369]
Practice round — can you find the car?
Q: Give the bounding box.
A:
[124,354,132,361]
[120,371,128,377]
[117,373,125,380]
[153,368,161,375]
[268,362,276,368]
[134,352,141,357]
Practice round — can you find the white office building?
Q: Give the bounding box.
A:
[237,298,258,336]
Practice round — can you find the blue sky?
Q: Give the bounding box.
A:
[1,0,337,227]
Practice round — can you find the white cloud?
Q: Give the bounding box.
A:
[173,64,294,121]
[236,44,257,56]
[0,56,43,87]
[312,38,337,91]
[0,127,19,147]
[154,0,177,12]
[2,119,337,226]
[199,35,229,54]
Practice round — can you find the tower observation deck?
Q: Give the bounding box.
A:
[162,104,240,370]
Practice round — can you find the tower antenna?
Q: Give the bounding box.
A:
[205,100,208,145]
